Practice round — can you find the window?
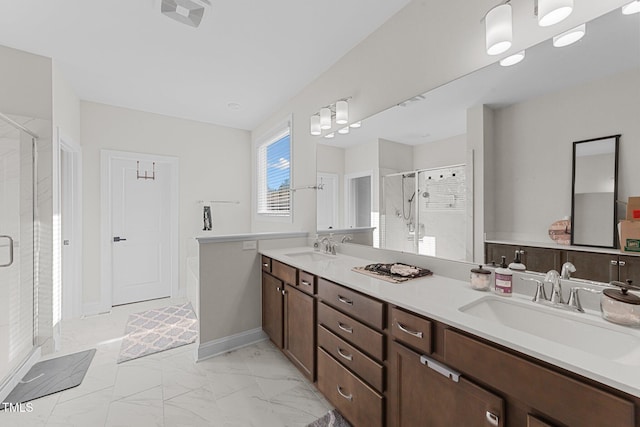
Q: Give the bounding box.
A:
[256,124,291,218]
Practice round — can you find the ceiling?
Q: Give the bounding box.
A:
[322,8,640,148]
[0,0,410,130]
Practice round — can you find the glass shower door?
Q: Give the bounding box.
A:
[0,124,35,385]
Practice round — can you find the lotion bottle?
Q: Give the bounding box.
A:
[494,256,513,297]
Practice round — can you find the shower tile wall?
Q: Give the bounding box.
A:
[381,174,415,253]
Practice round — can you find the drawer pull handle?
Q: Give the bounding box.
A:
[397,322,423,339]
[336,385,353,401]
[420,355,460,383]
[337,322,353,334]
[337,295,353,306]
[276,287,281,292]
[486,411,499,426]
[263,263,269,267]
[619,261,626,267]
[301,280,311,286]
[336,347,353,361]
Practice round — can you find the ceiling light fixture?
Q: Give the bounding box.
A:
[500,50,525,66]
[324,133,335,139]
[553,23,586,47]
[622,0,640,14]
[320,107,332,130]
[335,101,349,125]
[350,121,362,128]
[161,0,210,28]
[310,115,321,136]
[309,97,354,136]
[338,126,350,135]
[537,0,573,27]
[485,3,513,55]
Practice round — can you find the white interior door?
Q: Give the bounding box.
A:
[111,158,172,305]
[317,173,338,230]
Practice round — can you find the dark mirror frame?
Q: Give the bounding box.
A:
[570,134,620,249]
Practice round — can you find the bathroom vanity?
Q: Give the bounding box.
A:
[260,247,640,427]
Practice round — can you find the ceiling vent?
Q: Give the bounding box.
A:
[161,0,210,28]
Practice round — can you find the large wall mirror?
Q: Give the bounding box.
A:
[315,8,640,266]
[571,135,620,248]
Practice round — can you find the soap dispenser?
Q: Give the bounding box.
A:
[508,250,526,272]
[494,256,513,297]
[313,234,321,252]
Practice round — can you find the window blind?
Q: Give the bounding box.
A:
[257,127,291,217]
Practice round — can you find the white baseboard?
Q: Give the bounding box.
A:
[196,328,267,362]
[0,347,41,404]
[82,302,111,317]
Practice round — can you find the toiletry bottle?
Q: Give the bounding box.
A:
[508,249,526,272]
[313,234,321,252]
[495,256,513,296]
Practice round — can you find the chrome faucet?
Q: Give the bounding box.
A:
[545,270,564,304]
[320,235,337,255]
[560,262,576,280]
[341,234,353,243]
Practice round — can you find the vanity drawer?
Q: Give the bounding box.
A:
[318,302,384,361]
[318,325,384,392]
[296,270,316,295]
[317,347,383,427]
[261,256,271,273]
[271,260,297,285]
[444,329,636,427]
[390,307,432,355]
[318,278,384,330]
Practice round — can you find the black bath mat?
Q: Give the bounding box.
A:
[2,349,96,406]
[306,409,352,427]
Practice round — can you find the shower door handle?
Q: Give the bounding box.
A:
[0,235,14,267]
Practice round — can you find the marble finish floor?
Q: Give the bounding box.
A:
[2,298,332,426]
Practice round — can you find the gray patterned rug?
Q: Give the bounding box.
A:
[117,302,198,363]
[306,410,352,427]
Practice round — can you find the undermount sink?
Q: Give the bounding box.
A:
[459,296,640,366]
[285,251,336,262]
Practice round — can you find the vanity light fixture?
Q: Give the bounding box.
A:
[622,0,640,15]
[310,115,321,136]
[335,100,349,125]
[309,97,353,136]
[485,3,513,55]
[320,107,332,130]
[553,23,586,47]
[500,50,525,66]
[324,132,335,139]
[537,0,573,27]
[338,126,350,135]
[350,121,362,128]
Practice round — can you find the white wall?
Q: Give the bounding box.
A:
[250,0,627,237]
[52,63,81,145]
[317,144,345,229]
[413,134,466,171]
[80,102,251,310]
[491,68,640,243]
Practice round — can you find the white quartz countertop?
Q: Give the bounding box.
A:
[261,246,640,398]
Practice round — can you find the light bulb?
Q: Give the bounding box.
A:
[622,0,640,14]
[500,50,525,66]
[538,0,573,27]
[310,115,321,136]
[338,126,350,135]
[350,121,362,128]
[553,24,585,47]
[324,133,335,139]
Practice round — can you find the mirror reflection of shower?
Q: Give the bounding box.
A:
[382,164,466,260]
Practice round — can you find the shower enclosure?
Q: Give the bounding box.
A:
[0,114,36,390]
[381,165,467,260]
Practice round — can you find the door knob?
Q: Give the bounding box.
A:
[113,236,127,242]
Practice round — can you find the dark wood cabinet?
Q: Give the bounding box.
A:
[262,271,283,348]
[261,258,315,381]
[564,250,617,283]
[388,340,505,427]
[619,255,640,285]
[485,243,561,273]
[284,283,315,380]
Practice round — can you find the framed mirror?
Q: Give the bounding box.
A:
[571,135,620,248]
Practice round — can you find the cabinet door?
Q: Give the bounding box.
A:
[521,246,561,273]
[388,341,504,427]
[485,243,519,266]
[619,255,640,285]
[564,250,617,283]
[262,272,283,348]
[284,284,315,381]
